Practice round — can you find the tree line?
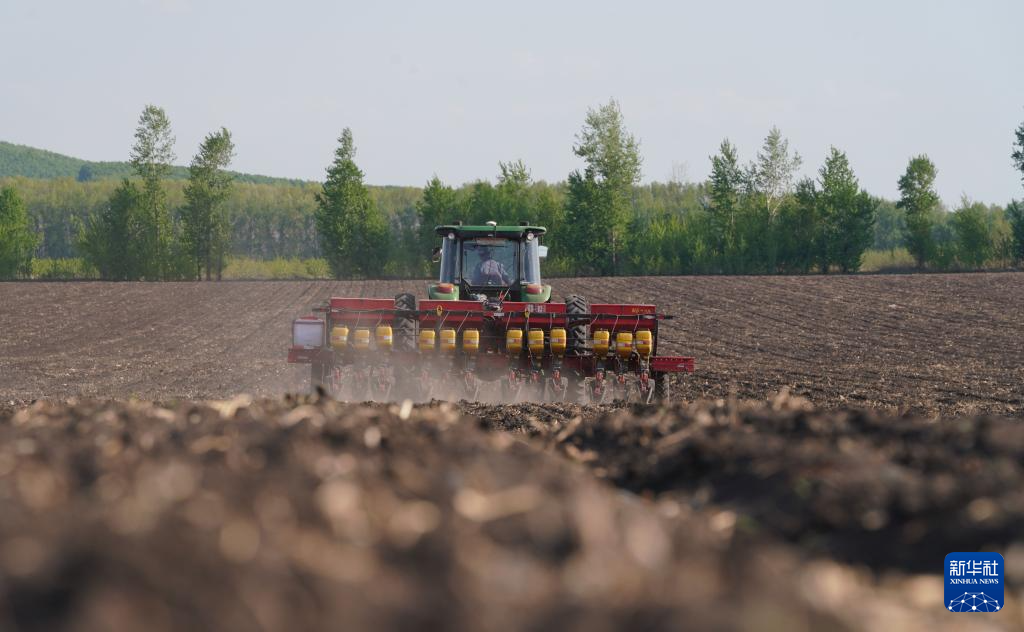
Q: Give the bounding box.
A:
[74,106,239,280]
[1,103,1023,279]
[0,106,244,281]
[310,101,1024,278]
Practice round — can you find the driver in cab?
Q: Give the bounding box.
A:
[472,246,511,285]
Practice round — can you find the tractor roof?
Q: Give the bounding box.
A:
[435,224,546,238]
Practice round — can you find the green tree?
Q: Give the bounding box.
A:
[897,155,939,268]
[951,197,992,268]
[929,211,958,270]
[417,177,459,235]
[844,194,879,272]
[873,199,905,252]
[1002,199,1024,264]
[817,147,876,272]
[1013,119,1024,183]
[315,129,388,278]
[415,176,460,274]
[776,178,821,273]
[752,126,802,220]
[0,186,37,278]
[1013,117,1024,265]
[563,170,605,274]
[706,140,745,271]
[79,180,143,280]
[182,128,235,280]
[465,180,501,226]
[564,99,642,274]
[528,182,565,256]
[496,160,532,220]
[739,127,801,272]
[129,105,176,279]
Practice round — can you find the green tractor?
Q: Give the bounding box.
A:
[288,221,694,402]
[427,221,552,303]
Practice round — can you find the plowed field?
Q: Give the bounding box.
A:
[1,274,1022,631]
[2,274,1022,415]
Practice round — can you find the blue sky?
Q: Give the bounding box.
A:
[1,0,1022,204]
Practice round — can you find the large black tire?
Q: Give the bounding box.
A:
[393,293,417,352]
[654,372,671,404]
[392,293,419,401]
[564,295,589,357]
[564,295,589,403]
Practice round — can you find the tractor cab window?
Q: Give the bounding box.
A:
[462,239,517,286]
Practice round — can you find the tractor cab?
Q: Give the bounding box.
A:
[428,222,552,303]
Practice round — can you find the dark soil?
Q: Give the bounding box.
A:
[1,275,1022,630]
[1,274,1022,415]
[1,397,1017,631]
[465,394,1024,574]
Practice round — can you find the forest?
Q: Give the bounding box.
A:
[1,102,1023,280]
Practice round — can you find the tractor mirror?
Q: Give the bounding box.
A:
[431,246,442,262]
[538,245,549,258]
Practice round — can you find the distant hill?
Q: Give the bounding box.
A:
[0,140,310,185]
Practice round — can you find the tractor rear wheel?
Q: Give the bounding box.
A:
[564,295,589,404]
[393,293,418,400]
[654,372,671,404]
[393,293,417,352]
[564,294,589,355]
